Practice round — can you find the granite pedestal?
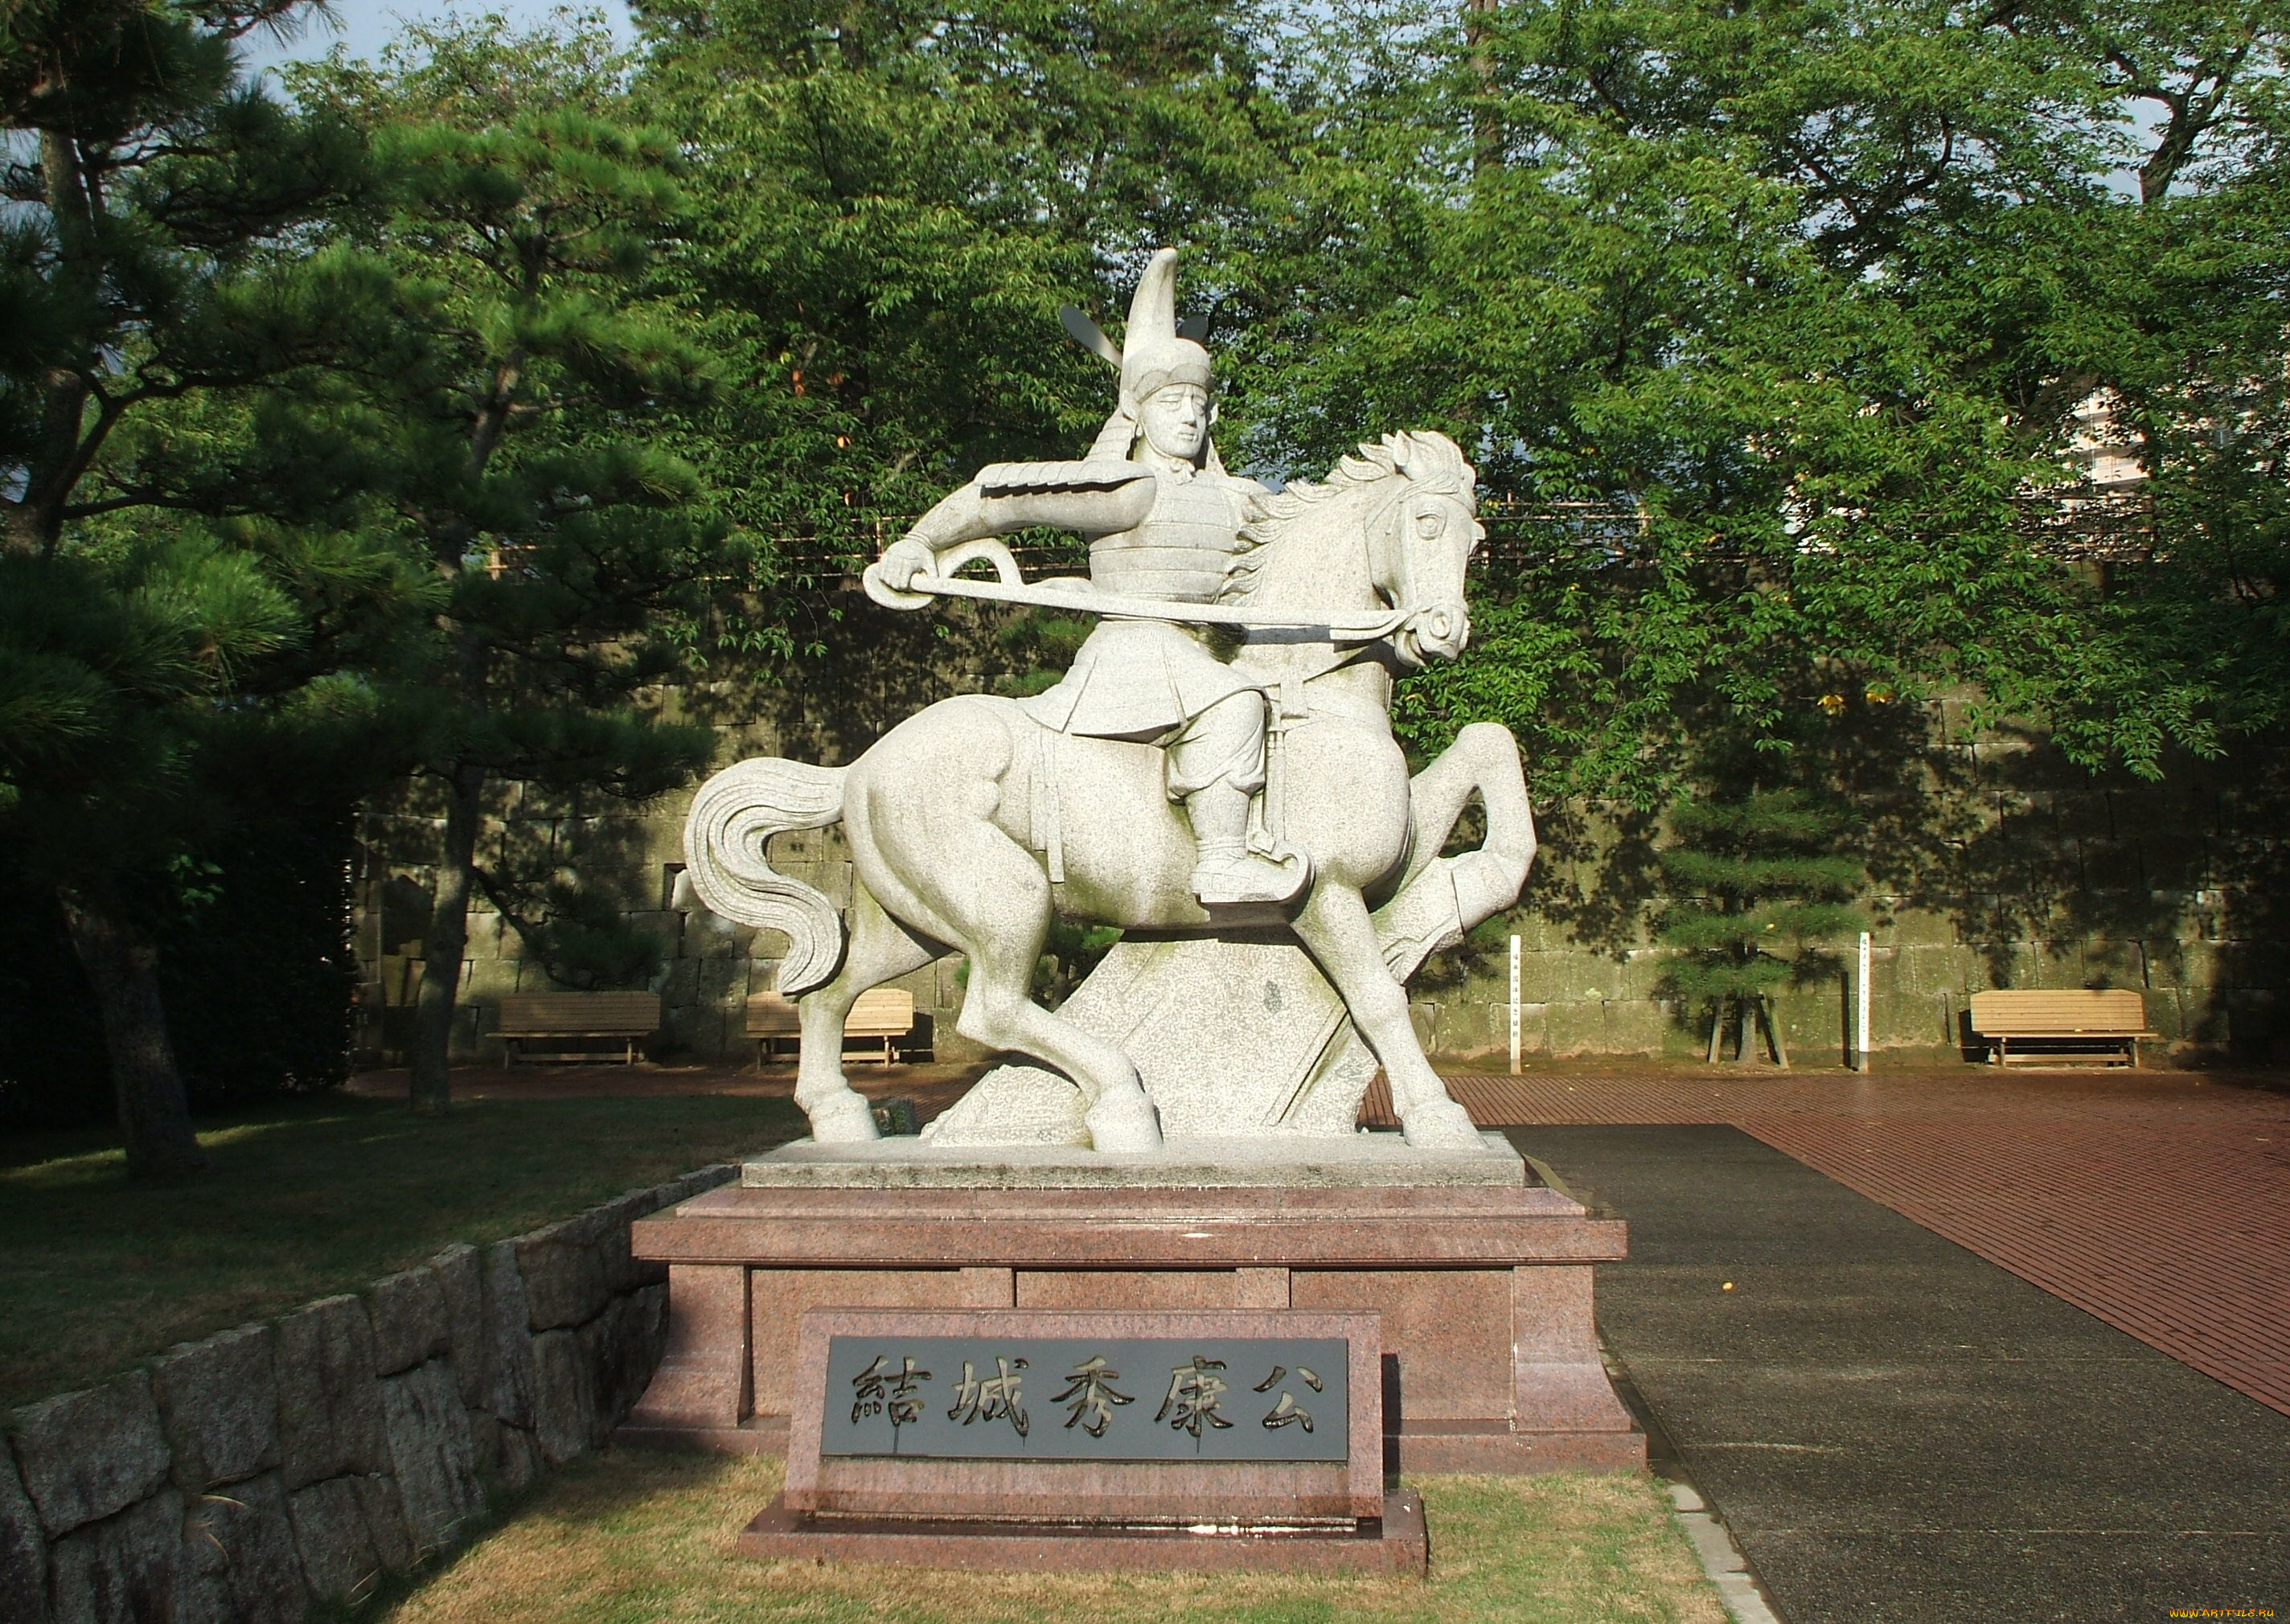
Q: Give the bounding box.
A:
[622,1131,1644,1474]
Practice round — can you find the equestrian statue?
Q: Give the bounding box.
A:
[684,249,1537,1154]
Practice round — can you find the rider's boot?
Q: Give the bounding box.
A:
[1185,781,1307,907]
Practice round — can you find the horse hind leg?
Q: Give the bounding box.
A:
[958,929,1163,1153]
[852,704,1160,1153]
[882,822,1161,1153]
[794,881,942,1142]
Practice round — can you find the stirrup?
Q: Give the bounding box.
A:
[1191,848,1311,908]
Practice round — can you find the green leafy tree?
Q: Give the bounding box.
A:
[1220,0,2288,796]
[292,16,729,1111]
[0,0,416,1175]
[633,0,1286,568]
[1658,789,1868,1066]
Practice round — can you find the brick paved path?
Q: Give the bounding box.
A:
[1367,1067,2290,1417]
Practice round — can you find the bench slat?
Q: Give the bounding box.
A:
[1968,990,2148,1036]
[744,989,915,1038]
[850,988,915,1033]
[496,992,662,1036]
[494,991,660,1067]
[1968,989,2152,1067]
[744,987,920,1065]
[745,993,801,1036]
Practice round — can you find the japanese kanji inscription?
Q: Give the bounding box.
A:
[817,1335,1351,1462]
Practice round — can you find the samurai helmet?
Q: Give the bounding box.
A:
[1060,248,1215,409]
[1119,248,1213,407]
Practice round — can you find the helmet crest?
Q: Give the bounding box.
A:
[1118,249,1214,407]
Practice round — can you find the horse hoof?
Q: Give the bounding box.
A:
[1400,1097,1481,1149]
[1085,1089,1163,1154]
[804,1090,881,1144]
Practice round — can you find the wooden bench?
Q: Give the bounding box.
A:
[495,992,661,1065]
[1968,989,2157,1068]
[745,988,918,1067]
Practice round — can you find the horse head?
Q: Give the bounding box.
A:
[1226,429,1481,666]
[1358,429,1480,666]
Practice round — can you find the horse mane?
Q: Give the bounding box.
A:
[1221,430,1475,605]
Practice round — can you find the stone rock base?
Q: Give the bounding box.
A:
[622,1140,1644,1475]
[736,1491,1428,1576]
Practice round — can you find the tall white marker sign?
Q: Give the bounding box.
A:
[1509,934,1522,1077]
[1856,930,1873,1072]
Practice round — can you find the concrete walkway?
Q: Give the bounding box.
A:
[1373,1066,2290,1418]
[1481,1089,2290,1624]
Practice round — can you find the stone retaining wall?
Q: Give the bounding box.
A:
[0,1164,734,1624]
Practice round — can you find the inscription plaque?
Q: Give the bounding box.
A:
[782,1308,1387,1531]
[821,1334,1350,1462]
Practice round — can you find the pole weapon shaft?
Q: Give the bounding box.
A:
[867,562,1410,642]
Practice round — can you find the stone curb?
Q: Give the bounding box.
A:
[1665,1478,1783,1624]
[4,1163,737,1623]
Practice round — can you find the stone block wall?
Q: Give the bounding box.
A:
[1409,732,2290,1064]
[0,1166,733,1624]
[352,604,2290,1068]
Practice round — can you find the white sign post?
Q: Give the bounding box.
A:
[1508,934,1522,1077]
[1856,930,1873,1072]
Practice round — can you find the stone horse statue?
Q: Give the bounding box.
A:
[685,430,1536,1154]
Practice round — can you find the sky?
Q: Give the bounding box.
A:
[243,0,635,72]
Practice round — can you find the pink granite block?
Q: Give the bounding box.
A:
[1014,1269,1287,1311]
[622,1181,1642,1475]
[633,1185,1627,1271]
[1510,1265,1637,1436]
[1290,1269,1513,1423]
[749,1269,1012,1418]
[625,1265,747,1431]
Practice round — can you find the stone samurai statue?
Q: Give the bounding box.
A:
[685,246,1537,1152]
[873,249,1302,908]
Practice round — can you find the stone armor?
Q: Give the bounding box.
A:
[1008,466,1266,777]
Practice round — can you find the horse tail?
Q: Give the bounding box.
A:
[683,757,848,994]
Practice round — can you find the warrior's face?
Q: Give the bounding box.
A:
[1136,383,1210,464]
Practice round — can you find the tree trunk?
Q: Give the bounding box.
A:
[1735,997,1754,1064]
[55,889,208,1178]
[1762,995,1790,1068]
[1705,1000,1725,1064]
[6,132,99,557]
[408,761,486,1113]
[1464,0,1504,176]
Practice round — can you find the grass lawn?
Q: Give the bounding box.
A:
[0,1092,803,1409]
[376,1452,1728,1624]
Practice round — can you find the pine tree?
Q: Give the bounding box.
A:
[0,1,408,1175]
[1658,790,1868,1067]
[292,17,730,1111]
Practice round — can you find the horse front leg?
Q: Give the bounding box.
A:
[1294,881,1481,1149]
[1399,722,1536,926]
